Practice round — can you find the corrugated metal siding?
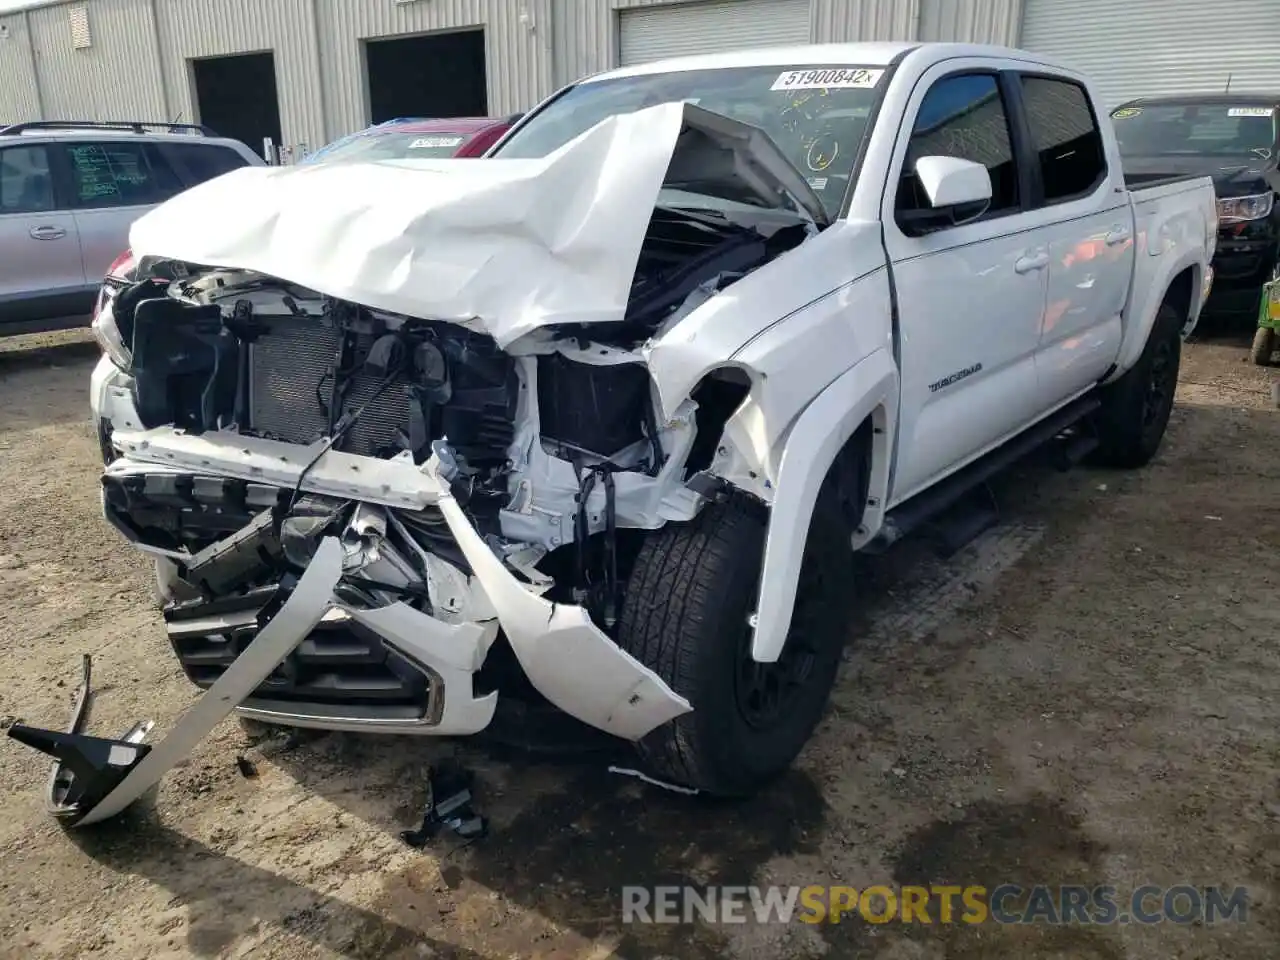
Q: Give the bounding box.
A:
[919,0,1022,45]
[1021,0,1280,108]
[618,0,810,66]
[316,0,552,140]
[1,0,1042,144]
[26,0,165,122]
[812,0,919,43]
[552,0,1025,92]
[0,12,43,122]
[551,0,613,87]
[155,0,326,152]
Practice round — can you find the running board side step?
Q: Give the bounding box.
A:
[869,394,1101,552]
[5,538,342,828]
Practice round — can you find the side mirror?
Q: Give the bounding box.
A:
[914,155,992,209]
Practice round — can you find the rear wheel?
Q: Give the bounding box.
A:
[1091,300,1183,469]
[1251,326,1276,366]
[615,478,856,796]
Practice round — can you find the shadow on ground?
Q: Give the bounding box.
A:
[0,336,98,372]
[49,398,1280,959]
[66,809,488,959]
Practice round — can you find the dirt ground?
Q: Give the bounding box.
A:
[0,327,1276,960]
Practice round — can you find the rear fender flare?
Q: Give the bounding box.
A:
[1109,251,1204,382]
[749,347,898,663]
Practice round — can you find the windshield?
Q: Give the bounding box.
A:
[495,65,887,218]
[308,131,472,163]
[1111,103,1276,159]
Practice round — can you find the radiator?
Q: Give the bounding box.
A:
[248,317,413,456]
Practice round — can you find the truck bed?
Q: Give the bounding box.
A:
[1121,173,1217,359]
[1123,172,1203,191]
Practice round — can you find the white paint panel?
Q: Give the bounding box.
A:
[619,0,811,67]
[1021,0,1280,109]
[68,5,90,49]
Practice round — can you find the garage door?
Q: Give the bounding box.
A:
[1021,0,1280,109]
[619,0,811,67]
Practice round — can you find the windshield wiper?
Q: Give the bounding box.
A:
[661,204,729,220]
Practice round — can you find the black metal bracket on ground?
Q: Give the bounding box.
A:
[6,655,155,824]
[401,760,488,848]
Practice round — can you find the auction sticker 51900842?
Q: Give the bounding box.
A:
[771,68,885,91]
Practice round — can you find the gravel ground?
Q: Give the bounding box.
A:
[0,327,1277,960]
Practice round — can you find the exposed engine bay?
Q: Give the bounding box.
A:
[97,178,810,728]
[78,98,845,754]
[106,191,807,538]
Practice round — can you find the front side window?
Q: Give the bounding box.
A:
[62,141,181,209]
[495,65,887,219]
[1021,76,1107,202]
[0,145,54,214]
[1111,101,1277,160]
[897,73,1020,222]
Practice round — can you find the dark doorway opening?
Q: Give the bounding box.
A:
[365,29,488,123]
[192,52,282,156]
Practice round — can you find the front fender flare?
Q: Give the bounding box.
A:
[750,347,898,663]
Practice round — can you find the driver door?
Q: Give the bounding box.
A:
[882,66,1049,505]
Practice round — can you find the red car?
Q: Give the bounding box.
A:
[304,115,521,164]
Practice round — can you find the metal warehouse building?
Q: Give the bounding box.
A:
[1,0,1277,158]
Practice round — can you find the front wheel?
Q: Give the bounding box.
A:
[615,481,855,796]
[1091,300,1183,469]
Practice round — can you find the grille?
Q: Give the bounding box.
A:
[248,317,414,456]
[166,588,432,713]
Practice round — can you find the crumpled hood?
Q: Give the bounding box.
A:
[130,102,822,348]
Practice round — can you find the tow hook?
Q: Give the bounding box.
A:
[5,537,343,827]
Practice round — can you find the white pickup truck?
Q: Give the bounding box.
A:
[9,42,1216,825]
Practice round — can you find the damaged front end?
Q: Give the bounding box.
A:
[12,101,825,825]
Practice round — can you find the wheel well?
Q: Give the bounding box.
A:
[1165,266,1196,322]
[828,416,873,533]
[683,367,751,477]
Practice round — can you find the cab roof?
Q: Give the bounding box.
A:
[586,42,919,82]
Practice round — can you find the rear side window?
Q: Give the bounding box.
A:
[0,145,54,214]
[1020,76,1107,203]
[897,73,1021,225]
[62,141,182,209]
[158,142,251,186]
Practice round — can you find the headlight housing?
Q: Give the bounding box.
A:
[1216,192,1274,223]
[90,249,137,371]
[91,295,132,372]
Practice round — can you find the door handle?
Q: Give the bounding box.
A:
[1105,225,1132,246]
[29,225,66,240]
[1014,252,1049,274]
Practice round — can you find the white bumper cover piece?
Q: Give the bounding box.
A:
[109,426,692,741]
[78,537,345,825]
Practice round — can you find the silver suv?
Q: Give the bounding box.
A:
[0,121,263,337]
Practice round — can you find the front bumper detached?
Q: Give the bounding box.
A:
[10,539,343,827]
[8,427,690,827]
